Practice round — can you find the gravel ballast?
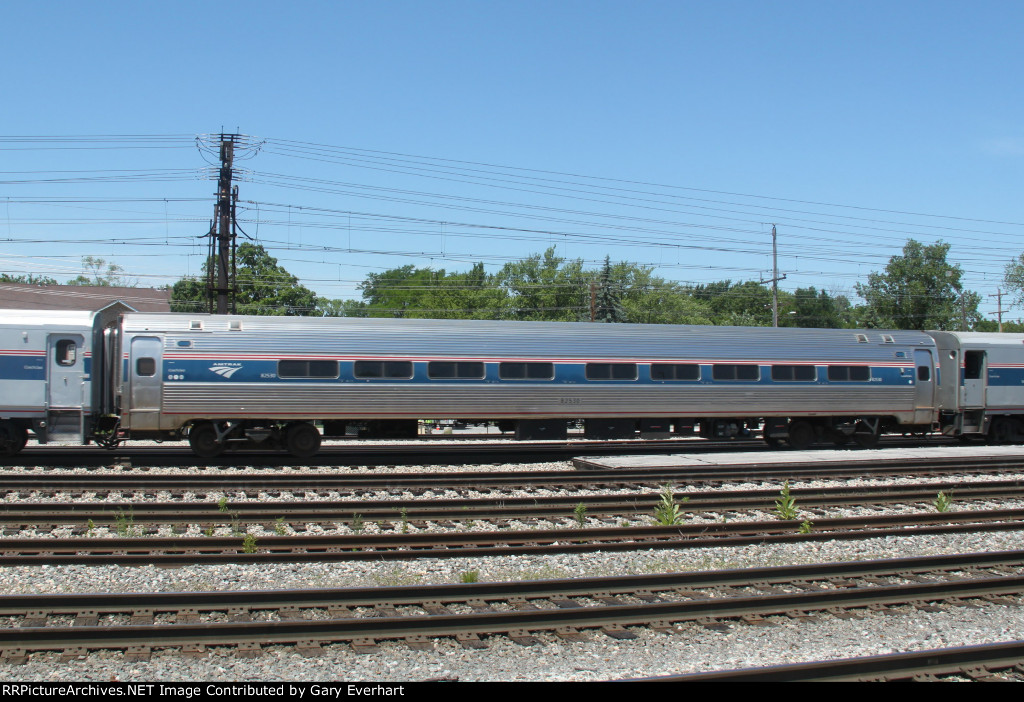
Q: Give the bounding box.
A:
[1,450,1023,681]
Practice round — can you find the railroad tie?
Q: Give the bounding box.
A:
[351,638,379,654]
[124,646,151,662]
[59,647,87,663]
[0,648,27,665]
[295,639,324,658]
[507,630,541,646]
[235,642,262,658]
[404,635,433,651]
[22,611,47,627]
[455,632,487,649]
[600,624,638,640]
[553,626,587,642]
[73,611,98,626]
[421,601,451,615]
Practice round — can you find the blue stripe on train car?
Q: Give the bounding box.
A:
[0,355,47,381]
[160,359,919,387]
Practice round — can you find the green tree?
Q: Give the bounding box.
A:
[66,256,134,287]
[610,263,713,325]
[0,273,58,285]
[316,298,368,317]
[593,256,627,322]
[854,240,980,330]
[495,247,587,321]
[783,287,853,328]
[170,243,318,315]
[1003,254,1024,313]
[690,280,776,326]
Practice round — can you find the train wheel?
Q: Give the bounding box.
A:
[0,421,23,457]
[188,423,224,458]
[286,422,321,458]
[787,421,815,450]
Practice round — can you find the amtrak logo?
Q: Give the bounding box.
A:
[210,365,243,379]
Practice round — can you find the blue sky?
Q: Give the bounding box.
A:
[2,1,1023,319]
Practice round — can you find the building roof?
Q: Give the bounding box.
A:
[0,284,171,313]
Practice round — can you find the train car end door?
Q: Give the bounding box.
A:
[128,336,163,431]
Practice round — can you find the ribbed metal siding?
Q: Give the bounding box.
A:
[125,314,936,364]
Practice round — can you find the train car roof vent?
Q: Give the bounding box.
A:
[189,320,203,331]
[229,320,243,331]
[881,334,895,344]
[855,334,869,343]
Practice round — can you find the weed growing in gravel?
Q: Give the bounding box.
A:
[400,507,409,534]
[242,533,258,554]
[370,567,424,587]
[217,496,228,512]
[459,570,479,583]
[934,491,953,512]
[573,502,588,527]
[652,484,689,526]
[774,480,798,520]
[114,509,140,537]
[273,517,288,536]
[350,513,365,533]
[86,519,96,537]
[798,520,814,534]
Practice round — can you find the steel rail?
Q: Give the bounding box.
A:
[3,480,1024,525]
[2,567,1024,656]
[3,455,1024,493]
[0,550,1020,615]
[651,640,1024,682]
[2,509,1024,565]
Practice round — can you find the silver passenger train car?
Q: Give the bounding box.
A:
[0,310,1022,457]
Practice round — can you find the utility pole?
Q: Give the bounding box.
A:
[206,133,239,314]
[990,289,1007,332]
[759,225,787,327]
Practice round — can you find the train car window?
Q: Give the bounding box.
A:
[136,357,156,377]
[712,364,760,381]
[964,351,985,380]
[650,364,700,381]
[770,365,816,382]
[827,365,871,382]
[917,365,930,382]
[499,362,555,380]
[428,361,485,379]
[55,339,77,367]
[585,363,638,380]
[278,360,339,379]
[353,360,414,379]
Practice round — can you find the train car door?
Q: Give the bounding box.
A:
[962,349,986,408]
[913,349,935,424]
[128,336,163,431]
[47,334,85,409]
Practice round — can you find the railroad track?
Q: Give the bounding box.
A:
[4,434,959,468]
[4,438,762,468]
[2,479,1023,528]
[3,508,1024,565]
[2,550,1021,663]
[4,454,1024,494]
[652,640,1024,681]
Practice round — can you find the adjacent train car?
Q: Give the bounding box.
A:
[930,331,1024,442]
[0,310,105,455]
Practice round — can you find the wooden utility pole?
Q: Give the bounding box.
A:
[990,289,1007,332]
[759,225,787,327]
